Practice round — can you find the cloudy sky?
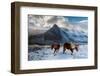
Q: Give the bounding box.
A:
[28,14,88,32]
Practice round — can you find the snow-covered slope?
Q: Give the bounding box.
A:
[61,28,88,43]
[28,45,88,61]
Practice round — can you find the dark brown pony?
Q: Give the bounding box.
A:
[63,42,79,55]
[51,43,60,55]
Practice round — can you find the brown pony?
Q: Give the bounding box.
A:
[51,43,60,55]
[63,42,79,55]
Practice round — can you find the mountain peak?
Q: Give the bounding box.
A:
[50,24,60,32]
[53,24,59,28]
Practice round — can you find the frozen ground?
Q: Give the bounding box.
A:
[28,45,88,61]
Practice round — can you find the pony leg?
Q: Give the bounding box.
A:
[75,47,78,52]
[54,49,57,56]
[70,49,73,55]
[54,49,56,54]
[63,48,66,54]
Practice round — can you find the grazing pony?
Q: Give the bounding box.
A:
[51,43,60,55]
[63,42,79,55]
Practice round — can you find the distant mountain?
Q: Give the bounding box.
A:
[61,28,88,43]
[28,24,88,45]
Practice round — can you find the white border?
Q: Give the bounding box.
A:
[20,6,95,70]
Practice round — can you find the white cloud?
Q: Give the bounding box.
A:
[28,15,70,28]
[28,15,88,34]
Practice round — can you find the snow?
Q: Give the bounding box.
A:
[28,45,88,61]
